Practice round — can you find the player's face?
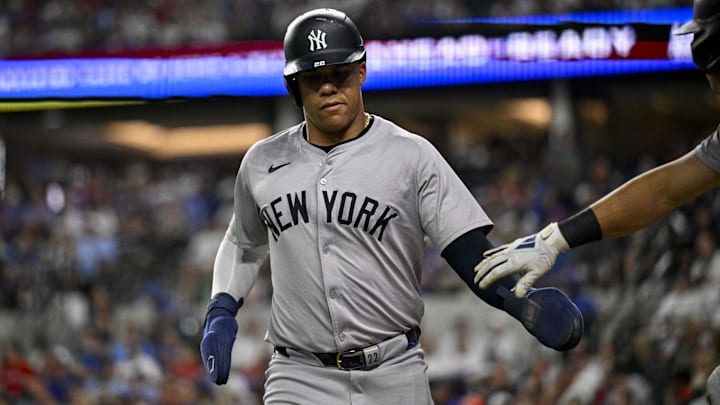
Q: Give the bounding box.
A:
[297,62,366,140]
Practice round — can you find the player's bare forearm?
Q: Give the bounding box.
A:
[590,152,720,239]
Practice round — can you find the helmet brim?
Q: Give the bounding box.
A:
[674,20,701,35]
[283,49,366,76]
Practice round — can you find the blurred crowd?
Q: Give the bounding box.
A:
[0,0,694,58]
[0,158,242,404]
[0,125,719,404]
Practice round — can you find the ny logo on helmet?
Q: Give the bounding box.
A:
[307,29,327,52]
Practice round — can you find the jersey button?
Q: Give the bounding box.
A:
[320,178,328,185]
[338,333,346,342]
[322,245,330,254]
[329,290,337,299]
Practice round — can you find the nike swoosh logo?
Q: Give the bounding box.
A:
[268,162,291,173]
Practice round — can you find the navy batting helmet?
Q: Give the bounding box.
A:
[675,0,720,72]
[283,8,366,106]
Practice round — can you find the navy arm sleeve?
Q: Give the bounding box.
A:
[441,227,519,310]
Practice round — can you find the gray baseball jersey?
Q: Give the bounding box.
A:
[230,114,492,353]
[695,124,720,173]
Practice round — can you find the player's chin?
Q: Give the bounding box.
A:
[318,106,350,124]
[316,111,351,129]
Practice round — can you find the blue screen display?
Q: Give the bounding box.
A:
[0,7,697,100]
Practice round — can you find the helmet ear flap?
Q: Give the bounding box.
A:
[689,22,720,73]
[284,75,302,107]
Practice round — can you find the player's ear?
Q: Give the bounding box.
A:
[358,62,366,85]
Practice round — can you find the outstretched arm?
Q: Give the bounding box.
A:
[474,152,720,298]
[590,151,720,239]
[442,228,583,351]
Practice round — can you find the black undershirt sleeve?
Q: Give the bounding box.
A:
[441,227,519,310]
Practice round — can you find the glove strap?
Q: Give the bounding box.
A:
[540,222,570,253]
[205,292,243,320]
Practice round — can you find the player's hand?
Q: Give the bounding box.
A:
[200,293,243,385]
[473,222,570,298]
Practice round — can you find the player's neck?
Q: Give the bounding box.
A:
[306,112,371,147]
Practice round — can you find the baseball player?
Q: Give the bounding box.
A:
[474,0,720,398]
[200,8,583,404]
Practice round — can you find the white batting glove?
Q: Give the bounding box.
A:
[473,222,570,298]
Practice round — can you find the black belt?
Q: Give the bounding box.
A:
[275,326,421,371]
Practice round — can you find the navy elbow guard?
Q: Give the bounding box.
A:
[500,286,583,351]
